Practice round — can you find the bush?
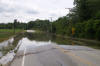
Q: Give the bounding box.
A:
[74,19,100,40]
[84,19,95,39]
[96,28,100,40]
[95,11,100,19]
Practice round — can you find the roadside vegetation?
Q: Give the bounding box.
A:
[0,29,22,42]
[0,32,24,58]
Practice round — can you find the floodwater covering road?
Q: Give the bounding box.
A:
[9,30,100,66]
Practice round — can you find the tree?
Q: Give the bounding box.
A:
[74,0,91,21]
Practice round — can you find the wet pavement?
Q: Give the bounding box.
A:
[0,30,100,66]
[11,43,100,66]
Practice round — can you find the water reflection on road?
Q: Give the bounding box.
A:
[18,37,54,51]
[16,31,71,55]
[23,32,72,45]
[0,31,72,57]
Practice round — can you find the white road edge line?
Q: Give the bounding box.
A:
[22,48,26,66]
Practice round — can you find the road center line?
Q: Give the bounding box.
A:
[22,48,26,66]
[55,46,95,66]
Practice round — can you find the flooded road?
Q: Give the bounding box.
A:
[0,30,100,66]
[0,30,70,59]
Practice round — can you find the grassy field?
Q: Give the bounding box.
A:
[0,29,22,42]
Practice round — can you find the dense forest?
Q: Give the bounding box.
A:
[0,0,100,40]
[51,0,100,40]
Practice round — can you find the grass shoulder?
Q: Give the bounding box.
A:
[55,34,100,49]
[0,29,24,42]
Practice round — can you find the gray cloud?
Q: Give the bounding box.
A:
[0,3,16,13]
[50,13,57,17]
[0,7,17,13]
[0,7,5,13]
[26,10,39,15]
[0,0,74,23]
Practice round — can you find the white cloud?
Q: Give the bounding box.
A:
[0,0,74,23]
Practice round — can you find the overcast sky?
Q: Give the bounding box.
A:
[0,0,74,23]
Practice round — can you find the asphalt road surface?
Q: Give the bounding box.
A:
[10,43,100,66]
[10,30,100,66]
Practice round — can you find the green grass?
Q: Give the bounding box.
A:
[0,29,22,33]
[72,38,100,49]
[0,29,23,42]
[55,34,100,49]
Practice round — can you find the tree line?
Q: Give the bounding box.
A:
[0,19,51,31]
